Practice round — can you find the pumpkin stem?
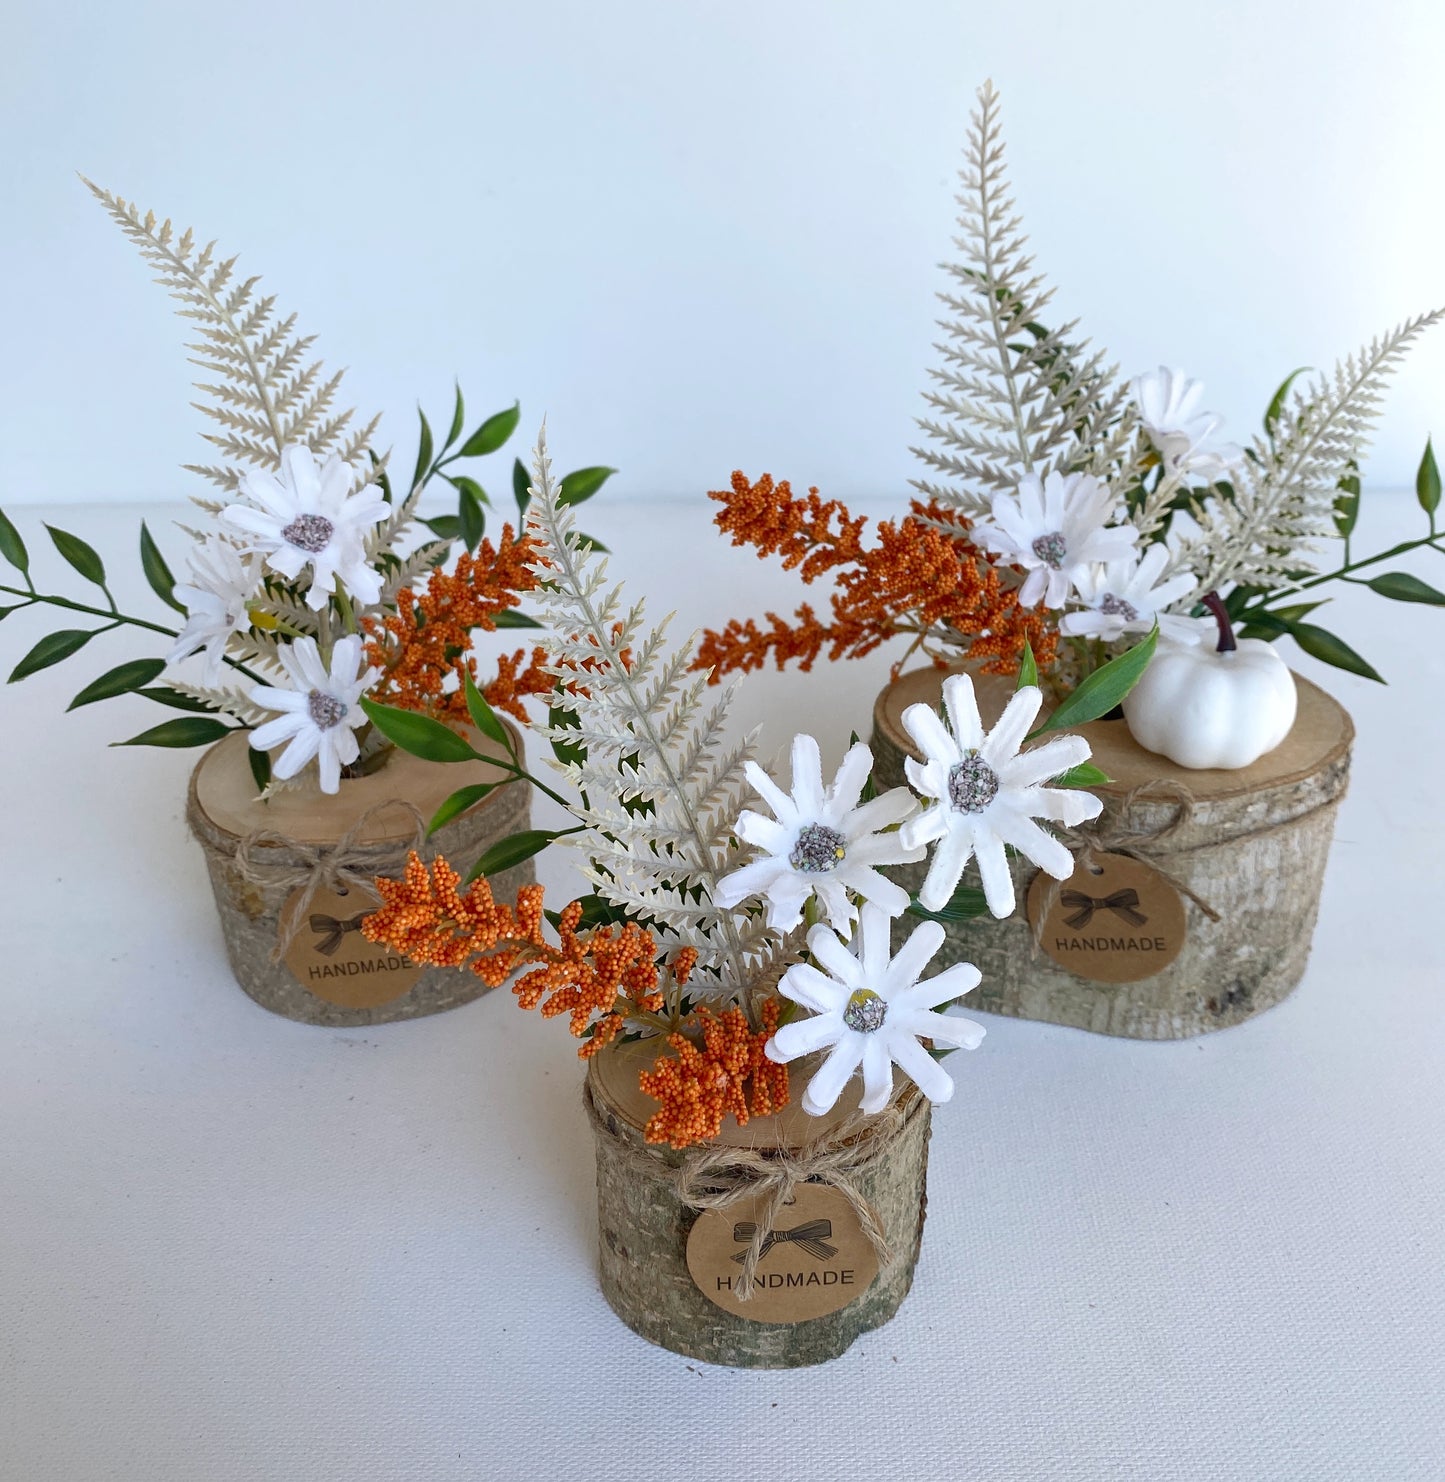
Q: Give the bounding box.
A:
[1201,590,1237,654]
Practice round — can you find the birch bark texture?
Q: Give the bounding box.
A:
[870,668,1353,1040]
[585,1040,933,1368]
[186,723,534,1026]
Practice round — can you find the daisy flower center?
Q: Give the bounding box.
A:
[947,754,999,813]
[842,988,888,1034]
[1030,530,1068,568]
[306,690,348,730]
[281,513,336,554]
[790,823,847,874]
[1099,592,1139,621]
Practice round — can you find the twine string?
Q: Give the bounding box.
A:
[1032,781,1221,952]
[585,1086,907,1302]
[223,800,428,961]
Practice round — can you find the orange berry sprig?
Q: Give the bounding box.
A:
[362,855,791,1150]
[361,853,686,1053]
[362,852,659,1025]
[695,471,1057,681]
[362,526,553,726]
[638,1000,791,1149]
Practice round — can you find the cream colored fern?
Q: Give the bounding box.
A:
[84,180,381,495]
[1171,311,1445,600]
[523,428,782,993]
[911,81,1136,515]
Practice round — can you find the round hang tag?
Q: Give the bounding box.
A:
[1026,852,1187,984]
[685,1183,880,1324]
[279,882,423,1008]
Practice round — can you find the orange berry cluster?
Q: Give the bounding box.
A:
[362,853,671,1051]
[695,472,1057,680]
[363,526,554,726]
[638,999,791,1150]
[361,852,552,984]
[513,899,662,1043]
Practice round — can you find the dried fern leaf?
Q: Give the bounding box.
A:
[1173,311,1444,599]
[84,180,378,495]
[908,82,1134,514]
[523,428,781,991]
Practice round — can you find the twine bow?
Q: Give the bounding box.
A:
[730,1218,837,1263]
[1060,887,1146,930]
[231,800,428,962]
[1032,780,1221,954]
[672,1104,904,1301]
[308,912,370,956]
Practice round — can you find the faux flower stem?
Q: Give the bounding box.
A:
[0,581,269,685]
[1284,534,1445,594]
[331,585,363,638]
[483,752,575,813]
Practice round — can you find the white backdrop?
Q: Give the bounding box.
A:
[5,0,1445,506]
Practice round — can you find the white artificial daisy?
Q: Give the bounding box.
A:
[221,443,388,611]
[765,903,986,1116]
[167,535,263,685]
[714,736,923,935]
[1058,543,1199,644]
[249,635,379,793]
[975,470,1138,609]
[898,672,1102,918]
[1130,367,1242,480]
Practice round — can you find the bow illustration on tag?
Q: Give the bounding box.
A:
[1060,888,1148,929]
[309,912,369,956]
[730,1218,837,1263]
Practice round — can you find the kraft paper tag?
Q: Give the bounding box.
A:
[686,1184,880,1324]
[1027,852,1187,984]
[280,882,423,1008]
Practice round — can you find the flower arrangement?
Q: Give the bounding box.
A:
[0,184,612,814]
[361,429,1134,1147]
[698,82,1444,770]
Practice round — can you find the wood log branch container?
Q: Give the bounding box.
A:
[584,1039,933,1368]
[871,668,1353,1040]
[185,721,534,1027]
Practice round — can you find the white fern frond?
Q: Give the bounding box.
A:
[909,82,1133,514]
[1171,311,1444,599]
[163,676,271,726]
[522,427,782,992]
[85,179,382,500]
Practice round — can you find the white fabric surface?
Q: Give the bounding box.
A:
[3,496,1443,1481]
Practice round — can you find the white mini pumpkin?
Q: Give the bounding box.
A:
[1122,594,1297,770]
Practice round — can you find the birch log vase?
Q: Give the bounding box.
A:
[871,667,1354,1040]
[584,1039,932,1368]
[185,721,534,1027]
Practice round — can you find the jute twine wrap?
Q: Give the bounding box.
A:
[1030,781,1222,952]
[585,1051,932,1366]
[584,1086,904,1301]
[184,741,535,1026]
[224,799,429,961]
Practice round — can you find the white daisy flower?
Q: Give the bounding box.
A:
[976,470,1138,609]
[1058,544,1199,644]
[898,673,1102,918]
[714,736,923,935]
[249,635,379,793]
[221,444,388,611]
[167,535,263,685]
[1130,367,1242,481]
[765,903,986,1116]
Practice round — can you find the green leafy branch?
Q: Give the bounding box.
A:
[360,671,583,881]
[396,385,614,555]
[1228,439,1445,683]
[0,509,258,745]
